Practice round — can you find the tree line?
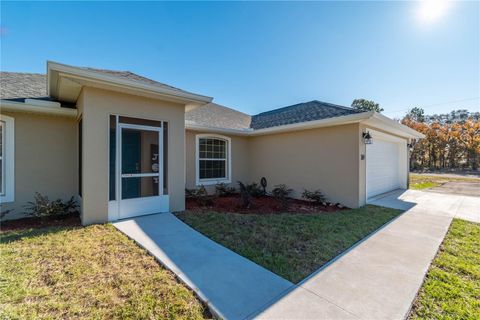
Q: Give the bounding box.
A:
[351,99,480,171]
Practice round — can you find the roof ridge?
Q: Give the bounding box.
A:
[314,100,358,112]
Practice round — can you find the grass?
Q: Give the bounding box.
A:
[0,225,207,319]
[176,205,402,283]
[409,219,480,319]
[409,173,479,190]
[411,181,440,190]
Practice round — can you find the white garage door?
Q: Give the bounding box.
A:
[366,130,407,199]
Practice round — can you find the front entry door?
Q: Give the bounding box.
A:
[118,123,168,219]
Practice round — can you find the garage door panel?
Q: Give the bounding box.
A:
[366,137,402,199]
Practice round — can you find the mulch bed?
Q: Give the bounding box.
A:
[186,195,348,214]
[1,213,81,233]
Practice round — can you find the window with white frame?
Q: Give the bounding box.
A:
[0,115,14,203]
[196,135,231,185]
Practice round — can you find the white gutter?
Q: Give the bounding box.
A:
[0,100,77,118]
[47,61,213,104]
[186,112,374,136]
[186,111,425,139]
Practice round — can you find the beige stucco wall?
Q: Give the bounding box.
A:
[0,111,77,219]
[247,124,361,208]
[185,130,250,193]
[79,87,186,225]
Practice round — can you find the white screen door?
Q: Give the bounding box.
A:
[117,122,168,219]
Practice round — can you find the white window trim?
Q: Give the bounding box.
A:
[195,134,231,186]
[0,115,14,203]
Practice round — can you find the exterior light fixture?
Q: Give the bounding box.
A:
[362,131,373,144]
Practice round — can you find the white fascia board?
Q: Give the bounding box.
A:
[47,61,213,104]
[185,111,424,139]
[363,112,425,139]
[185,112,373,136]
[0,100,77,118]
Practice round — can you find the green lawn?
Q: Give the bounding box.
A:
[409,173,479,190]
[409,219,480,319]
[176,205,402,283]
[0,225,207,319]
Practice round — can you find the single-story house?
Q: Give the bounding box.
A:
[0,61,424,224]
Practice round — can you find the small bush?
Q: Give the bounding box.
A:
[271,184,293,208]
[245,183,264,197]
[24,193,78,218]
[185,186,214,206]
[302,189,327,206]
[238,181,253,209]
[185,186,208,199]
[215,183,237,197]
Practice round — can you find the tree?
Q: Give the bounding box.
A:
[406,107,425,122]
[351,99,384,113]
[402,110,480,171]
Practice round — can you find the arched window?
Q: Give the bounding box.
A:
[196,134,231,185]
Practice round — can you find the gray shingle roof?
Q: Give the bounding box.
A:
[1,71,360,132]
[1,67,192,102]
[79,67,186,93]
[250,100,362,130]
[1,72,48,101]
[186,103,251,130]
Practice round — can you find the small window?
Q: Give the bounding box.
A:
[0,115,14,203]
[196,135,231,185]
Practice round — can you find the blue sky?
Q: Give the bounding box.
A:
[1,1,478,118]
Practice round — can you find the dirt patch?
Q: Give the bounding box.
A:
[186,195,347,214]
[1,213,81,233]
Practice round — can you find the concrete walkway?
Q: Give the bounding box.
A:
[113,213,293,320]
[255,190,479,319]
[114,190,478,320]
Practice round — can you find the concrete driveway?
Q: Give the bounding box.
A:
[427,181,480,197]
[255,189,479,319]
[114,189,479,320]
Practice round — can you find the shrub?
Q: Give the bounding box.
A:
[215,183,237,197]
[302,189,327,206]
[24,193,78,218]
[185,185,208,198]
[185,186,213,206]
[271,184,293,208]
[245,182,264,197]
[238,181,253,209]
